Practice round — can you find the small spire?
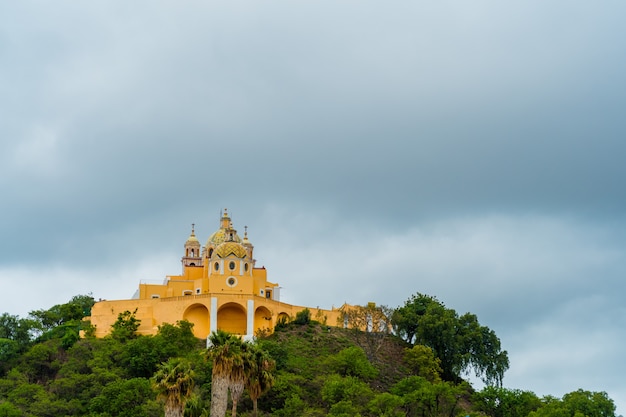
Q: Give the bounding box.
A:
[244,225,248,238]
[191,223,195,236]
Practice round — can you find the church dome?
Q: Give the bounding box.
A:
[214,241,248,258]
[206,228,242,247]
[205,208,243,248]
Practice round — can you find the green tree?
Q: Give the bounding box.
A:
[152,358,195,417]
[392,293,438,344]
[0,401,21,417]
[245,344,276,417]
[90,377,161,417]
[157,320,199,354]
[207,330,243,417]
[28,294,95,343]
[562,389,615,417]
[0,339,19,374]
[529,389,616,417]
[329,346,378,380]
[403,345,442,383]
[18,339,61,384]
[391,376,466,417]
[368,392,405,417]
[294,308,311,325]
[473,386,541,417]
[321,374,373,410]
[110,309,140,342]
[392,293,509,385]
[328,400,362,417]
[0,313,34,347]
[228,341,250,417]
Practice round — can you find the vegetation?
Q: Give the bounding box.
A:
[0,293,617,417]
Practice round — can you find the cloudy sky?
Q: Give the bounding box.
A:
[2,0,625,413]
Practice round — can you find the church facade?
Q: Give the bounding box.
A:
[88,209,345,339]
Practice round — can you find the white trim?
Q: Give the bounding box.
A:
[247,299,254,336]
[210,297,218,333]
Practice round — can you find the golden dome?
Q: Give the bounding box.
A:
[215,241,247,258]
[205,228,242,247]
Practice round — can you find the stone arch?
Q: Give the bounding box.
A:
[254,306,273,333]
[217,302,246,335]
[277,312,290,325]
[183,304,210,339]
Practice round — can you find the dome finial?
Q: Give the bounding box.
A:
[191,223,195,236]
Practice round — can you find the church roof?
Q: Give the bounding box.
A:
[215,241,248,258]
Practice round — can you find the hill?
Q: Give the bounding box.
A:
[0,295,618,417]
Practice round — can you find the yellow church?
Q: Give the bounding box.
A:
[88,209,346,339]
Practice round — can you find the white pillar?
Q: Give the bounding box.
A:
[246,299,254,339]
[210,297,218,334]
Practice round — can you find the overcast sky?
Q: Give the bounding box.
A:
[2,1,625,413]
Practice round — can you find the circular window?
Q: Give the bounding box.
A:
[227,277,237,287]
[214,262,219,271]
[229,261,236,270]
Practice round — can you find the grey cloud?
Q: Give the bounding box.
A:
[2,1,626,412]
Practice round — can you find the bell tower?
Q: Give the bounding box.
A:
[182,223,202,269]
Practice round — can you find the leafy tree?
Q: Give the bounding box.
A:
[294,308,311,325]
[473,386,541,417]
[274,394,308,417]
[392,293,509,385]
[562,389,615,417]
[157,320,199,354]
[368,392,405,417]
[0,339,19,374]
[328,346,378,380]
[391,376,467,417]
[256,339,288,371]
[0,313,35,351]
[151,358,195,417]
[18,339,61,383]
[90,377,161,417]
[28,294,95,342]
[124,335,166,378]
[0,401,21,417]
[392,293,439,344]
[321,374,373,409]
[110,309,140,342]
[528,389,616,417]
[328,400,362,417]
[403,345,442,383]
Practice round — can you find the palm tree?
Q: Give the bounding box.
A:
[246,346,276,417]
[229,342,251,417]
[152,358,195,417]
[207,330,243,417]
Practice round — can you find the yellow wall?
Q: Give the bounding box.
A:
[86,212,347,339]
